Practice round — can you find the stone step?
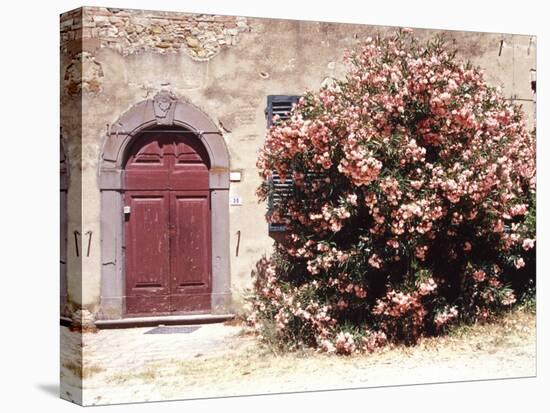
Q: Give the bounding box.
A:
[93,313,235,329]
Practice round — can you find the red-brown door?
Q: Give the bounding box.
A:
[124,131,211,316]
[170,191,211,312]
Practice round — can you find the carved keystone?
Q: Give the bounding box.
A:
[153,91,178,125]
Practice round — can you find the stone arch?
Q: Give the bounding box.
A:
[98,91,231,319]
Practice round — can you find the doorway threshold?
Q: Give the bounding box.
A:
[94,313,235,329]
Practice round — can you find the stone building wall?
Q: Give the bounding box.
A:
[60,7,250,58]
[60,6,536,317]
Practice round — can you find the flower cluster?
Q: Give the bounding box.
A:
[434,306,459,330]
[334,332,357,354]
[251,31,536,353]
[361,330,388,353]
[372,290,427,344]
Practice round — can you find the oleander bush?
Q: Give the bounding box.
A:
[249,30,536,354]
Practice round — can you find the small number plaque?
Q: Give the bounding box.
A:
[230,196,242,206]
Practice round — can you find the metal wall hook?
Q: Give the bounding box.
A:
[235,230,241,257]
[85,230,93,257]
[73,230,81,257]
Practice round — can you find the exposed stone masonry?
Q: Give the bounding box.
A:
[60,7,250,60]
[64,52,104,95]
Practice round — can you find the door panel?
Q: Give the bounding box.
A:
[125,133,174,191]
[125,191,171,315]
[126,170,173,191]
[171,137,209,190]
[169,167,209,190]
[170,191,211,313]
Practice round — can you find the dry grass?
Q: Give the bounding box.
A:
[222,316,243,326]
[108,366,160,385]
[433,308,535,350]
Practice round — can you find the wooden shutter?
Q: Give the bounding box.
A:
[265,95,300,232]
[266,95,300,127]
[267,171,294,232]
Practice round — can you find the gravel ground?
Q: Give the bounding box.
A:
[60,309,536,406]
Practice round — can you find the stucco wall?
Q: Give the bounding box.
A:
[60,6,536,316]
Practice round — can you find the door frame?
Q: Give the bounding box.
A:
[98,92,230,319]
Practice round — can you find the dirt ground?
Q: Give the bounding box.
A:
[61,309,536,406]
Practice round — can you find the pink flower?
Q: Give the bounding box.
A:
[522,238,535,251]
[493,220,505,233]
[514,258,525,269]
[434,306,458,329]
[418,278,437,296]
[510,204,528,216]
[415,245,428,261]
[334,332,357,354]
[501,291,516,306]
[346,193,358,205]
[410,180,423,190]
[368,254,382,269]
[337,298,348,309]
[386,239,400,249]
[320,339,336,354]
[355,287,367,298]
[472,270,486,283]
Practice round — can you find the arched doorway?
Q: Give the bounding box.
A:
[123,128,212,315]
[98,92,231,319]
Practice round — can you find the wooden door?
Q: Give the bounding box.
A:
[124,131,211,316]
